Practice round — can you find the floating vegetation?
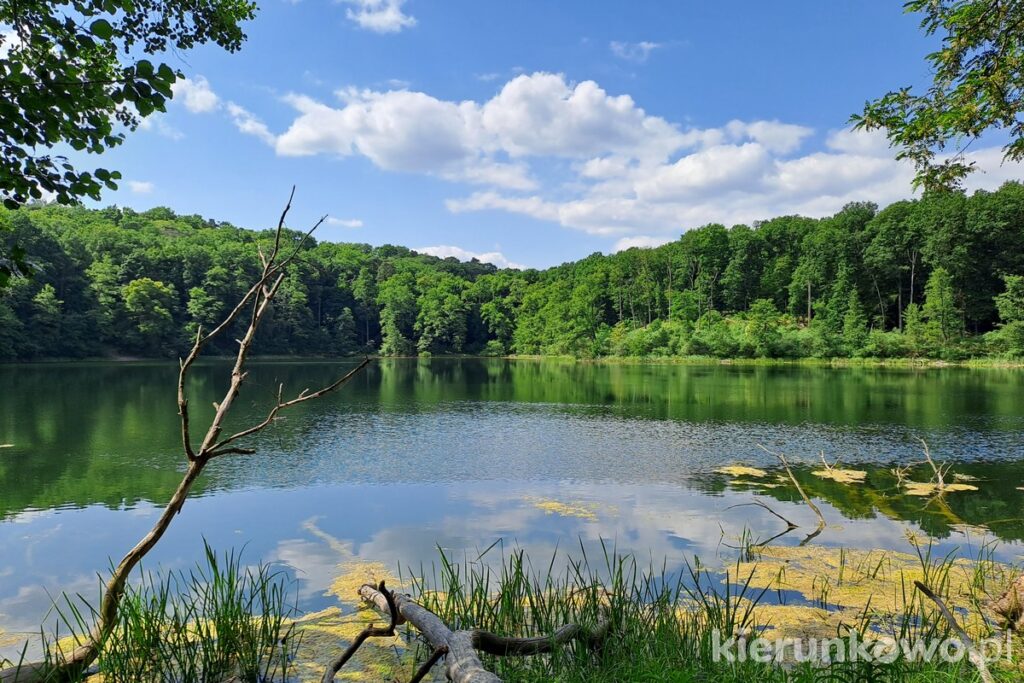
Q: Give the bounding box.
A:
[729,479,781,488]
[716,465,768,478]
[904,481,979,496]
[329,559,401,603]
[811,468,867,484]
[529,498,599,521]
[730,543,1013,637]
[291,606,407,682]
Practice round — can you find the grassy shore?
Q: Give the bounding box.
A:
[8,541,1021,682]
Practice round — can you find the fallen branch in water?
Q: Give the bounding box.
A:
[726,500,798,548]
[322,581,400,683]
[325,582,611,683]
[758,445,826,545]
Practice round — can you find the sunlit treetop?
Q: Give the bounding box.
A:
[855,0,1024,191]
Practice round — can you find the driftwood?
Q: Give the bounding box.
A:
[322,583,611,683]
[0,189,370,683]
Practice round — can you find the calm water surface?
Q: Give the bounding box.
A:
[1,359,1023,652]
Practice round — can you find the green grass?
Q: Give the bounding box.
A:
[404,541,1021,682]
[5,541,1020,682]
[1,542,298,682]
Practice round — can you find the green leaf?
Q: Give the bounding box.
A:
[90,19,113,40]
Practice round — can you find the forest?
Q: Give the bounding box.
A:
[3,182,1024,362]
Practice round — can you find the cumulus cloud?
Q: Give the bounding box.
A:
[273,73,687,188]
[341,0,416,33]
[275,88,537,189]
[609,40,661,63]
[127,180,154,194]
[171,76,220,113]
[200,71,1024,243]
[226,103,275,145]
[415,245,525,270]
[325,216,363,228]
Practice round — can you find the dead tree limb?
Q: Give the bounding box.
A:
[321,581,399,683]
[913,580,994,683]
[726,500,798,548]
[331,583,611,683]
[0,189,370,683]
[758,445,826,546]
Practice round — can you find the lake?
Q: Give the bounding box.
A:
[1,358,1023,655]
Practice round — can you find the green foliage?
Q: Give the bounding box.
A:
[842,290,869,356]
[921,266,963,346]
[741,299,781,358]
[122,277,177,354]
[4,183,1024,361]
[855,1,1024,190]
[0,0,255,213]
[995,274,1024,323]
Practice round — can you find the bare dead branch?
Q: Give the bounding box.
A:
[207,357,371,458]
[726,500,799,548]
[471,618,610,656]
[321,581,398,683]
[918,438,949,490]
[727,500,798,530]
[409,645,448,683]
[914,580,994,683]
[0,191,370,683]
[342,583,611,683]
[757,445,826,546]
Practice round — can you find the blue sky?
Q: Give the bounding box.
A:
[83,0,1024,269]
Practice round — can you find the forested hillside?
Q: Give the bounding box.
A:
[4,183,1024,361]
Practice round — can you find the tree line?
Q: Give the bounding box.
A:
[3,183,1024,362]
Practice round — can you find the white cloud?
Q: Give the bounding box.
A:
[325,216,363,228]
[138,115,184,140]
[613,235,673,252]
[275,88,536,189]
[415,245,525,270]
[204,71,1024,243]
[609,40,661,63]
[341,0,416,33]
[273,73,686,188]
[725,119,814,154]
[127,180,154,194]
[171,76,220,113]
[226,102,275,145]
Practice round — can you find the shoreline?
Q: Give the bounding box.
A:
[4,353,1024,369]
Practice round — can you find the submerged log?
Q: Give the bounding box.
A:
[323,583,610,683]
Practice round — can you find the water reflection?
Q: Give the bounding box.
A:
[1,359,1023,657]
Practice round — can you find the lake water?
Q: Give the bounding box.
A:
[1,359,1023,655]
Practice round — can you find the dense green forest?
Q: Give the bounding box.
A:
[3,182,1024,361]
